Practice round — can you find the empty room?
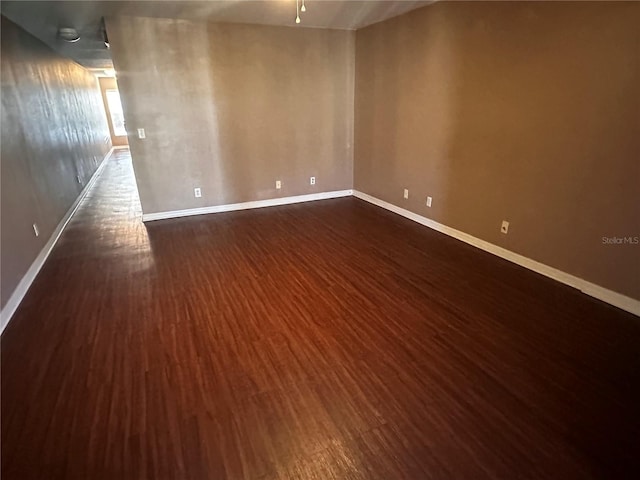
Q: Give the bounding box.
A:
[1,1,639,478]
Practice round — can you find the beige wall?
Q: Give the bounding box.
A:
[1,16,111,308]
[355,2,640,300]
[106,16,355,215]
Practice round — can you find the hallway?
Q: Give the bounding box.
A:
[2,149,640,479]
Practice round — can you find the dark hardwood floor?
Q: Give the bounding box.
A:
[2,148,639,479]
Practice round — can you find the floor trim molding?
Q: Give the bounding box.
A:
[0,147,116,334]
[352,190,640,317]
[3,174,636,332]
[142,189,354,222]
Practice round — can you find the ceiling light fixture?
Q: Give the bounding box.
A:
[295,0,301,24]
[301,0,306,13]
[57,27,80,43]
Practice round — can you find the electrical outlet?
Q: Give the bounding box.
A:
[32,223,39,237]
[310,176,316,185]
[276,180,282,189]
[426,196,433,207]
[194,187,202,198]
[501,220,509,234]
[403,189,409,199]
[137,128,146,139]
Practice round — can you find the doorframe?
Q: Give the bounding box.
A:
[98,76,128,147]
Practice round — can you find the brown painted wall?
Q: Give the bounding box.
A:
[1,16,111,308]
[355,2,640,300]
[106,16,355,215]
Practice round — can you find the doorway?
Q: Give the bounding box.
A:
[98,76,128,147]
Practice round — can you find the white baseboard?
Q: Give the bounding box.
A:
[0,147,115,334]
[142,189,354,222]
[352,190,640,317]
[3,173,636,331]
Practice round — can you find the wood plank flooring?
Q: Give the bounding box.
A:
[2,148,639,479]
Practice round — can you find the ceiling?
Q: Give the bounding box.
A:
[1,0,432,70]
